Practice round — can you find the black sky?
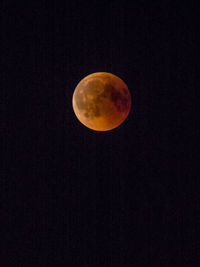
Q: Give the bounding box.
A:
[2,1,198,266]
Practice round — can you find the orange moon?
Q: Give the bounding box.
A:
[72,72,132,131]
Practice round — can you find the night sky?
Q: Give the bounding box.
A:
[2,1,198,266]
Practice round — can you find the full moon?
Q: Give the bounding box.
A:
[72,72,132,131]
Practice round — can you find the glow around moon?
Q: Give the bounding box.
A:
[72,72,132,131]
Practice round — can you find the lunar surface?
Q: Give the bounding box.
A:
[72,72,132,131]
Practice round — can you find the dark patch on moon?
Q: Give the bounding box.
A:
[84,112,89,118]
[92,104,101,117]
[111,91,129,112]
[101,83,130,112]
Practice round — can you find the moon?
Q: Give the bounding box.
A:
[72,72,132,131]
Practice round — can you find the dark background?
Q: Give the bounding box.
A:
[2,1,198,266]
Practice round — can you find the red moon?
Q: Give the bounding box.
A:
[72,72,132,131]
